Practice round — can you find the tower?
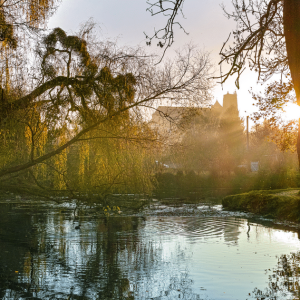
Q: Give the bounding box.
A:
[223,91,238,111]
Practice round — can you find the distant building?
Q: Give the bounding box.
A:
[150,92,240,137]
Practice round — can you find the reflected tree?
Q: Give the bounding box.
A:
[0,205,206,299]
[252,252,300,300]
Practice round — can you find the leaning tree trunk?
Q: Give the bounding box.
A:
[283,0,300,170]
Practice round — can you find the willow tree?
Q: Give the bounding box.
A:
[66,118,158,196]
[0,0,60,90]
[0,1,59,187]
[0,24,213,195]
[0,0,59,47]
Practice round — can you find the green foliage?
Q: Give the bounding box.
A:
[0,25,154,196]
[223,190,279,214]
[223,189,300,222]
[0,116,27,168]
[0,0,59,51]
[65,121,157,196]
[0,17,214,199]
[42,27,96,78]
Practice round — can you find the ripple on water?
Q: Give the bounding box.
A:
[139,216,300,300]
[144,216,245,242]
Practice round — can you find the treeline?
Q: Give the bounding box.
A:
[154,110,298,199]
[154,166,298,199]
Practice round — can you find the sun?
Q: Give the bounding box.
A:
[282,102,300,121]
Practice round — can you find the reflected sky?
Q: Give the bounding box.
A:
[139,217,300,299]
[1,202,300,299]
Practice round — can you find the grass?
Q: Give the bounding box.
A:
[222,188,300,222]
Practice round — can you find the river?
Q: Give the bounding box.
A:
[1,199,300,300]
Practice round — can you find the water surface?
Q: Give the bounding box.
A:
[1,200,300,299]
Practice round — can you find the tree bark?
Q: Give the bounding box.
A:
[283,0,300,170]
[298,118,300,170]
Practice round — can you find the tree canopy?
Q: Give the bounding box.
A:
[0,15,213,197]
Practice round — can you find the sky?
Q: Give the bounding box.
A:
[48,0,300,125]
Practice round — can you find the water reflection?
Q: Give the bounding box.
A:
[1,202,300,299]
[251,252,300,300]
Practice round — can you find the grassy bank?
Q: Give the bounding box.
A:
[222,189,300,223]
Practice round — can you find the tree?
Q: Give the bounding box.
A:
[218,0,300,166]
[168,106,244,175]
[250,79,298,152]
[65,118,158,197]
[0,1,58,114]
[0,0,59,47]
[0,24,213,195]
[146,0,300,169]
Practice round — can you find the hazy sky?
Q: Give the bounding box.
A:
[48,0,300,122]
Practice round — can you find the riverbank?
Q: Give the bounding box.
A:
[222,189,300,223]
[4,188,300,225]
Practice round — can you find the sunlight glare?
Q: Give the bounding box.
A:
[282,102,300,121]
